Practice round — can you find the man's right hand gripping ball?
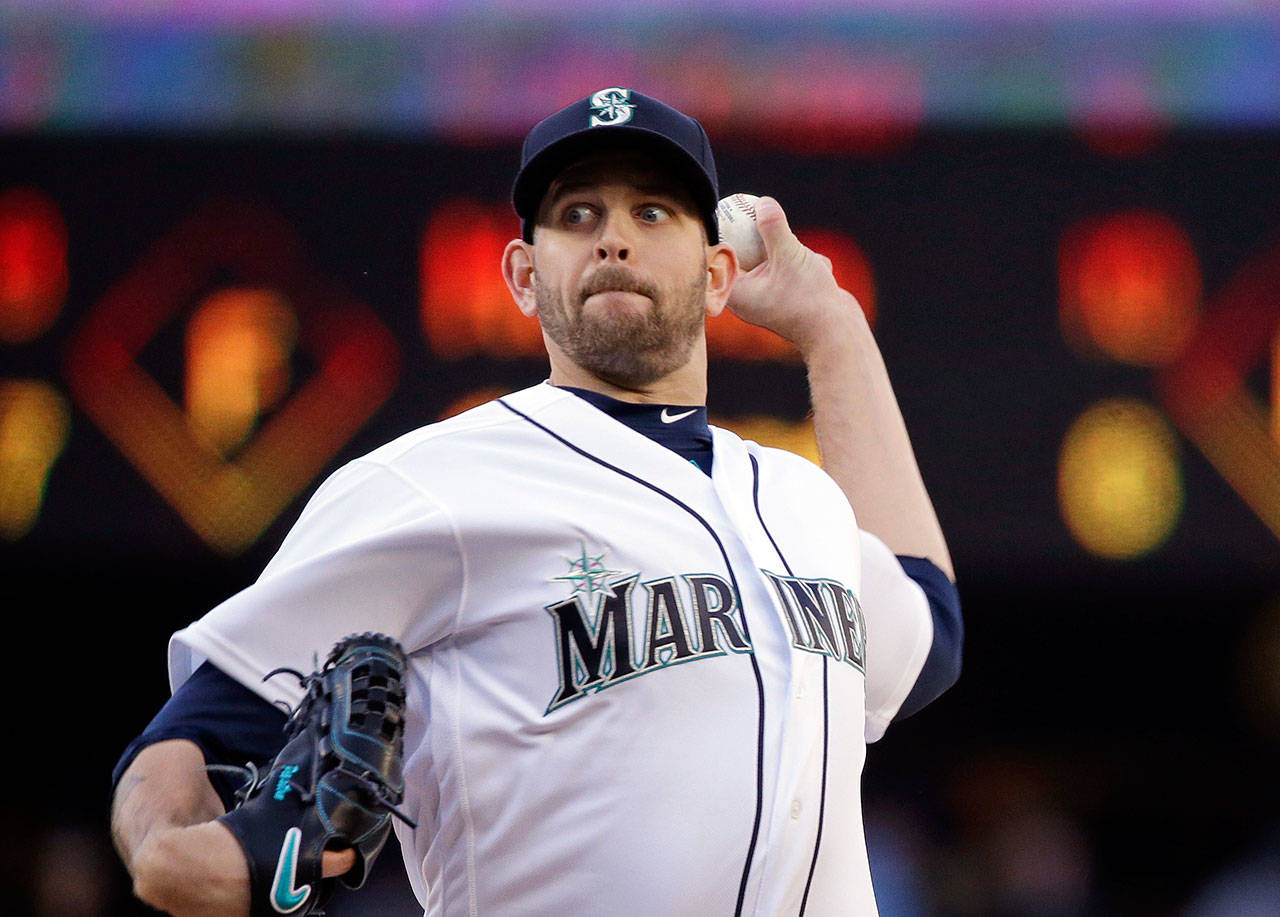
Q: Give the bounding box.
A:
[215,633,414,916]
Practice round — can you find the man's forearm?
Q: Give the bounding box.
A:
[802,290,954,580]
[111,739,250,915]
[721,195,953,579]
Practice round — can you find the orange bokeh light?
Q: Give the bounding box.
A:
[0,187,68,344]
[64,199,399,555]
[1059,210,1201,366]
[706,310,797,361]
[1274,330,1280,447]
[1155,232,1280,545]
[185,289,298,455]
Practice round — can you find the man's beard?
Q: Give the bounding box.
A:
[535,263,708,389]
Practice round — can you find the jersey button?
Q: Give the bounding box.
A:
[791,799,803,819]
[795,681,806,700]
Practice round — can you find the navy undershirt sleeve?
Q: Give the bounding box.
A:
[893,556,963,720]
[112,662,288,811]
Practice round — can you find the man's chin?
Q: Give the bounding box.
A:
[570,342,696,390]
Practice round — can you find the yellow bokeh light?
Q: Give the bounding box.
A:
[1058,397,1183,559]
[0,380,70,540]
[438,387,514,421]
[185,289,298,456]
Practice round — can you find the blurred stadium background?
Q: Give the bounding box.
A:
[3,1,1280,914]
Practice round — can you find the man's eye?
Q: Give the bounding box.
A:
[638,206,670,223]
[564,205,595,225]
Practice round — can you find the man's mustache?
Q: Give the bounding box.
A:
[578,267,657,304]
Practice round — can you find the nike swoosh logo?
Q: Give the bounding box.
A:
[660,408,696,424]
[270,827,312,914]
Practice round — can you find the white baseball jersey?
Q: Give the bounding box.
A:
[169,382,934,916]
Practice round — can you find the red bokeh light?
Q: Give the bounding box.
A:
[707,227,875,359]
[798,229,876,328]
[0,187,67,343]
[1059,210,1201,366]
[420,199,542,359]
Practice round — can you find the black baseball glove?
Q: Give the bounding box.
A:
[213,633,415,916]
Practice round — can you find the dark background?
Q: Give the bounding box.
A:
[3,128,1279,914]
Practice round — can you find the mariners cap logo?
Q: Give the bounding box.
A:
[589,87,635,127]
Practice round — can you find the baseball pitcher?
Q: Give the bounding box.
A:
[111,88,962,916]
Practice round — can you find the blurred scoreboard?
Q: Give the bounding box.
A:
[1,129,1278,594]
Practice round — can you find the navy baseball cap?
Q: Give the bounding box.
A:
[512,87,720,244]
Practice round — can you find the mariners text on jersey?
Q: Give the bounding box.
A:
[547,563,867,712]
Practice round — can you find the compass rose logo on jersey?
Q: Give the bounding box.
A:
[552,543,621,600]
[542,543,753,713]
[589,88,635,127]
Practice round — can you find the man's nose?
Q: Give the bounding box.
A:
[595,211,631,262]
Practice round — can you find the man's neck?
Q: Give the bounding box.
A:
[546,358,707,406]
[555,387,714,476]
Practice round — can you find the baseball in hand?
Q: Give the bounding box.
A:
[716,193,766,271]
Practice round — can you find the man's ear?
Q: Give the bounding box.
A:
[502,239,539,318]
[704,242,738,318]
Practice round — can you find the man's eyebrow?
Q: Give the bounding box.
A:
[545,181,595,201]
[633,184,688,199]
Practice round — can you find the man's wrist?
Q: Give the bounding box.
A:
[794,290,869,360]
[131,822,250,915]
